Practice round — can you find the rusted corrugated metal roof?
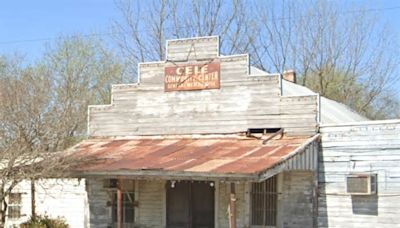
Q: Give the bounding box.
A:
[71,134,318,181]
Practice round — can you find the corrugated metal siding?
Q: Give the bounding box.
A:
[258,138,319,181]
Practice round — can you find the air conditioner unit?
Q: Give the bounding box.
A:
[103,179,118,189]
[346,174,377,195]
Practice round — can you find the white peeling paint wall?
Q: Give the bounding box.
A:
[318,120,400,228]
[5,178,88,228]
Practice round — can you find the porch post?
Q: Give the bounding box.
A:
[117,179,122,228]
[229,183,237,228]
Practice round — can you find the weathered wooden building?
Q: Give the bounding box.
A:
[68,36,321,228]
[318,120,400,228]
[62,36,400,228]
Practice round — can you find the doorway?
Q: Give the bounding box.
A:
[166,181,215,228]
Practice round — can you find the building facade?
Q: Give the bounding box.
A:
[6,36,399,228]
[71,36,322,228]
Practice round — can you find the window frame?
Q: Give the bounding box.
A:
[110,180,136,227]
[7,192,22,220]
[250,176,278,227]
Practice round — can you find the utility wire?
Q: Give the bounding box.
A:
[0,5,399,46]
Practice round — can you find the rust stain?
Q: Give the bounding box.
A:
[72,135,313,175]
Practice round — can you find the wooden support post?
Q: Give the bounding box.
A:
[117,179,122,228]
[229,183,237,228]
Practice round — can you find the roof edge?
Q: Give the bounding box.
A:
[73,169,258,182]
[320,119,400,128]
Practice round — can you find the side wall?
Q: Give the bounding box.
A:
[318,120,400,228]
[5,179,87,228]
[279,171,315,228]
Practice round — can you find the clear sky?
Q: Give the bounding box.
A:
[0,0,118,60]
[0,0,399,61]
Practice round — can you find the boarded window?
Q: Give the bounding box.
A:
[8,193,22,219]
[251,176,278,226]
[111,180,135,227]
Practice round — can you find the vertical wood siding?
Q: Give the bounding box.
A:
[318,121,400,228]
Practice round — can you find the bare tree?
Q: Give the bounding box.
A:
[112,0,251,79]
[112,0,400,119]
[0,36,124,226]
[0,59,69,225]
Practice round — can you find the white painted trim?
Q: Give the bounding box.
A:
[320,119,400,128]
[278,73,283,96]
[219,53,249,59]
[86,106,91,137]
[137,61,141,84]
[317,93,321,123]
[166,35,219,43]
[249,73,280,77]
[138,61,165,65]
[217,35,220,56]
[246,53,250,76]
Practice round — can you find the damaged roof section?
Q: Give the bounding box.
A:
[70,134,319,181]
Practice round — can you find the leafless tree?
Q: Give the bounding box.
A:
[0,36,124,226]
[112,0,400,119]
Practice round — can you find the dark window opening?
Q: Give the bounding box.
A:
[251,176,278,226]
[8,193,22,219]
[247,128,281,135]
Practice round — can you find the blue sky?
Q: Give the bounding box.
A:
[0,0,118,60]
[0,0,399,61]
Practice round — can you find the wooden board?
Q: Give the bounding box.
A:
[88,37,318,137]
[318,121,400,228]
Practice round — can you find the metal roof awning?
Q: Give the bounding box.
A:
[70,134,320,182]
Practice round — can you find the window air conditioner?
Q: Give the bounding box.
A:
[346,174,377,195]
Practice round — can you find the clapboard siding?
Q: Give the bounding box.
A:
[166,36,219,61]
[89,77,317,136]
[139,55,249,86]
[88,36,318,137]
[318,120,400,228]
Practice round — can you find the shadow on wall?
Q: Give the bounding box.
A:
[318,145,379,228]
[351,195,378,216]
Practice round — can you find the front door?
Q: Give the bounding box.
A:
[166,181,214,228]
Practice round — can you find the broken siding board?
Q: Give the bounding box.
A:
[318,120,400,228]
